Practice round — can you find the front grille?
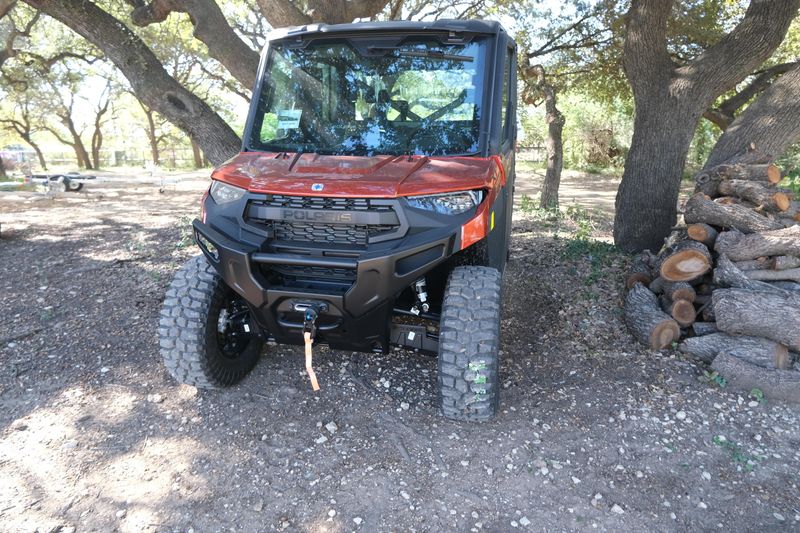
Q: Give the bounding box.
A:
[246,195,399,247]
[271,265,356,282]
[259,194,393,212]
[271,221,396,246]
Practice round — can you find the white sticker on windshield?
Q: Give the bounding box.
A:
[277,109,302,129]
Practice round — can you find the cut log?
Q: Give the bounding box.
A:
[717,180,791,212]
[713,254,788,293]
[782,201,800,221]
[767,281,800,292]
[746,267,800,282]
[771,255,800,270]
[624,283,681,350]
[712,352,800,404]
[714,196,742,206]
[678,332,790,368]
[714,226,800,261]
[658,240,712,282]
[665,281,696,302]
[713,288,800,351]
[660,296,696,327]
[625,255,653,289]
[686,223,718,247]
[694,163,781,197]
[684,193,783,233]
[692,322,718,336]
[732,258,769,271]
[701,303,715,322]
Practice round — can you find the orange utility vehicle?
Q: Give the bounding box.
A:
[159,20,517,421]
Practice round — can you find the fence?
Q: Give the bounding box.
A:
[4,146,207,172]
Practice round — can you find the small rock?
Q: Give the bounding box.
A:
[610,504,624,514]
[698,502,707,509]
[400,490,410,500]
[353,517,363,525]
[100,367,110,374]
[116,509,127,519]
[328,510,336,518]
[253,500,263,512]
[520,517,531,526]
[325,421,338,434]
[774,513,785,522]
[510,521,518,528]
[701,471,711,481]
[11,420,27,431]
[315,435,328,444]
[675,411,687,421]
[147,393,163,403]
[571,476,581,484]
[400,402,410,410]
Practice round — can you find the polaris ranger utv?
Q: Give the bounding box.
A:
[159,20,517,421]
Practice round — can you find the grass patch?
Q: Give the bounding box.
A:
[712,435,765,472]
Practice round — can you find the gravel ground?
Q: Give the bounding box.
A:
[1,176,799,532]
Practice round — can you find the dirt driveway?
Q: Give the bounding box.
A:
[1,173,798,532]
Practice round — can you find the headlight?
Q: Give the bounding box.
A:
[406,190,484,215]
[209,180,245,204]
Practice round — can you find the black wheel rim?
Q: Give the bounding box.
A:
[215,292,254,359]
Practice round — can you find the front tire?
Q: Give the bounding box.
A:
[437,266,503,421]
[159,255,263,388]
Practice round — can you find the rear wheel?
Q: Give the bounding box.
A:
[159,255,263,388]
[437,266,502,421]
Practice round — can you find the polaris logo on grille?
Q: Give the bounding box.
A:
[311,183,324,191]
[282,210,353,223]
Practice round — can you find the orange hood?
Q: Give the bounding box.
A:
[211,152,503,198]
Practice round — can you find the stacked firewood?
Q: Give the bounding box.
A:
[623,151,800,402]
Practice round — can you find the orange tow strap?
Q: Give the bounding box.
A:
[304,331,320,391]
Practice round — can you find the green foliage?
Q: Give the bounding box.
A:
[712,435,765,472]
[699,370,727,388]
[749,388,766,404]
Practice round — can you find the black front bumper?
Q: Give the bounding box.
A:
[194,218,457,353]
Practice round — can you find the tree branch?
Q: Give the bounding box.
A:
[677,0,800,99]
[128,0,259,88]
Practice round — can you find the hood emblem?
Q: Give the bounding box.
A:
[311,183,324,192]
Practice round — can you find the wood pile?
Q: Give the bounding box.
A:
[624,152,800,402]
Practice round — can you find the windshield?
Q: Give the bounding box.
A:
[248,36,488,156]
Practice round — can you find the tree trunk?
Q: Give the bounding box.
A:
[531,66,564,210]
[190,139,203,169]
[684,193,783,233]
[679,332,790,368]
[706,64,800,168]
[615,103,699,252]
[712,352,800,404]
[24,0,241,165]
[0,156,6,179]
[614,0,800,252]
[143,106,160,165]
[714,227,800,261]
[624,283,680,350]
[713,288,800,351]
[732,258,769,271]
[19,133,47,170]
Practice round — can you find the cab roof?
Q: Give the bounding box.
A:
[269,19,507,41]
